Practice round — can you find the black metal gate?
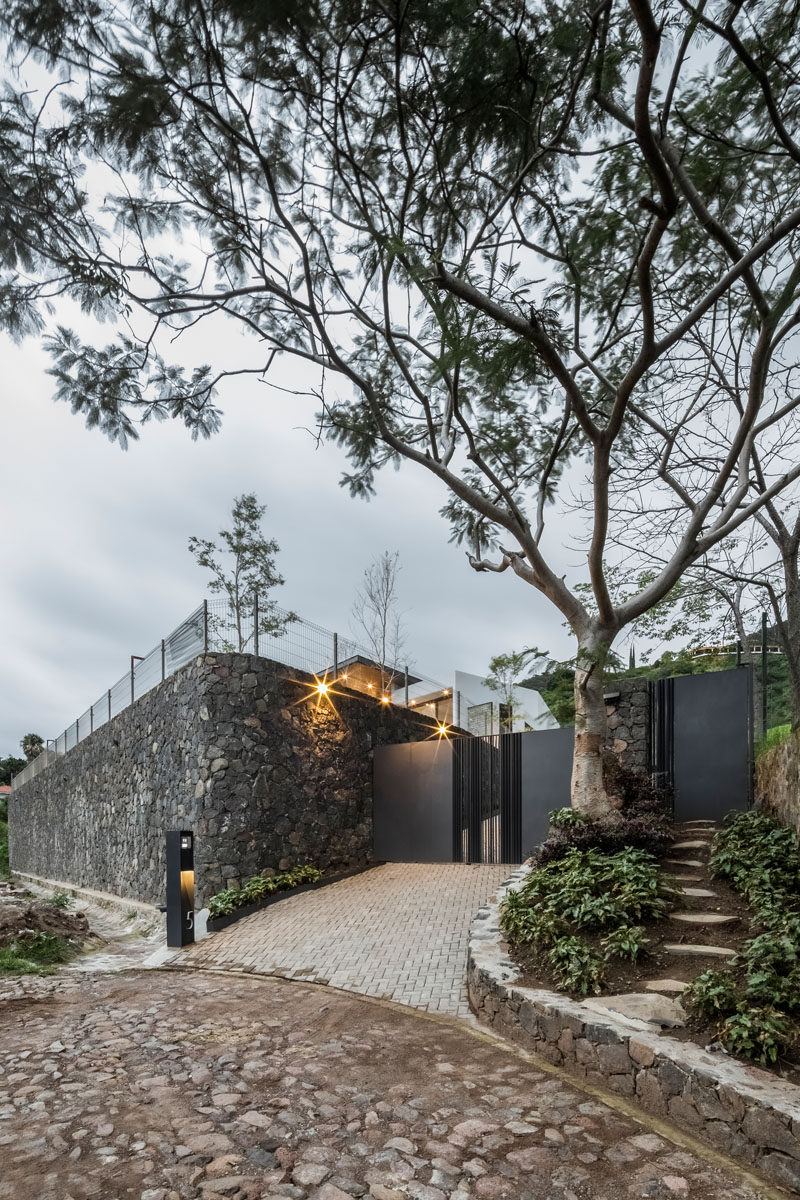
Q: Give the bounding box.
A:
[650,667,753,821]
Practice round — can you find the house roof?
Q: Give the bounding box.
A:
[327,654,423,686]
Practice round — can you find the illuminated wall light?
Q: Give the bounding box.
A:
[381,695,390,705]
[437,722,449,737]
[316,680,330,696]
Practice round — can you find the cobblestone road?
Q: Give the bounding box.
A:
[177,864,511,1018]
[0,970,773,1200]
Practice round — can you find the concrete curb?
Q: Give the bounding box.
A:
[467,865,800,1193]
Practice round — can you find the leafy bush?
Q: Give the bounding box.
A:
[601,924,649,962]
[710,811,800,904]
[547,936,605,995]
[500,846,671,994]
[719,1005,796,1066]
[682,969,739,1019]
[548,807,588,829]
[207,864,322,919]
[602,754,672,819]
[49,890,70,910]
[534,815,672,866]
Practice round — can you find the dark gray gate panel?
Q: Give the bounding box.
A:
[520,727,574,855]
[373,741,454,861]
[673,668,752,821]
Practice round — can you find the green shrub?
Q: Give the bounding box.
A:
[719,1005,796,1066]
[682,969,739,1019]
[500,846,670,994]
[548,807,588,829]
[547,936,605,995]
[49,890,70,910]
[601,924,649,962]
[207,864,322,919]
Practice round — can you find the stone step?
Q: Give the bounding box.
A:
[665,859,706,869]
[681,820,717,827]
[669,875,704,883]
[671,840,712,850]
[664,943,736,958]
[677,887,718,899]
[669,911,738,925]
[582,992,685,1029]
[644,979,688,994]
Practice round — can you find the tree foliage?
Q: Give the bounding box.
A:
[4,0,800,809]
[188,493,292,652]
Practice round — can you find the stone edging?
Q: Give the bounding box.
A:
[467,865,800,1193]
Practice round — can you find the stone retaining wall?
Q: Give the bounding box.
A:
[604,678,649,773]
[468,869,800,1192]
[756,732,800,836]
[9,653,438,907]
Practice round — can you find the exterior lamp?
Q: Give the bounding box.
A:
[437,722,449,738]
[381,695,390,705]
[316,680,330,696]
[165,829,195,948]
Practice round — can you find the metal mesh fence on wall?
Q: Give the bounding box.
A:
[12,598,471,790]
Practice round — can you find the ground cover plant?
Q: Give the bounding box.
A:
[679,812,800,1065]
[207,864,322,920]
[501,846,670,995]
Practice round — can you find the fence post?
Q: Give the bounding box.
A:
[254,592,259,657]
[161,638,166,681]
[90,705,94,734]
[75,717,79,744]
[203,599,209,653]
[404,666,409,707]
[108,688,111,722]
[130,660,135,705]
[334,632,338,677]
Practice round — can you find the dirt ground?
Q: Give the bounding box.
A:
[0,968,779,1200]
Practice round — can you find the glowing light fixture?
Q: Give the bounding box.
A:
[381,695,390,705]
[437,722,450,738]
[316,680,330,696]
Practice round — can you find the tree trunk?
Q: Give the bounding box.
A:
[571,633,614,818]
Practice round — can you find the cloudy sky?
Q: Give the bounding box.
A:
[1,323,579,756]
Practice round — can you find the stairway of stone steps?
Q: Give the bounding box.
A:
[656,819,740,969]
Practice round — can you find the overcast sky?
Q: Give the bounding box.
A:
[1,324,579,755]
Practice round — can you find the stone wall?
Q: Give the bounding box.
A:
[9,654,439,906]
[604,678,649,773]
[468,870,800,1193]
[756,731,800,835]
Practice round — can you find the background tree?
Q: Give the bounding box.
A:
[483,650,542,730]
[20,733,43,761]
[4,1,800,812]
[351,551,407,694]
[189,494,292,653]
[0,755,25,786]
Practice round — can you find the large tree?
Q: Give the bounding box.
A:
[3,0,800,814]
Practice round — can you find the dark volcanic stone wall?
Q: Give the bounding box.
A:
[9,654,438,906]
[604,678,650,772]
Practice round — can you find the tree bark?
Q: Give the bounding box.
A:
[571,631,614,817]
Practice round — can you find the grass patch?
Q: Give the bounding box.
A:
[0,932,78,975]
[756,723,792,758]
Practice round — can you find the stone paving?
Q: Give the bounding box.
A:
[176,864,511,1018]
[0,970,773,1200]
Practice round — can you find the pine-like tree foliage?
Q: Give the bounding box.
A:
[3,0,800,807]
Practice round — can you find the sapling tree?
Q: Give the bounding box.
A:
[483,650,540,730]
[3,0,800,812]
[189,494,293,652]
[351,551,407,694]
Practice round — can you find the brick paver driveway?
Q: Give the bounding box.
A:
[178,863,511,1018]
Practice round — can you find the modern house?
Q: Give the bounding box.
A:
[398,669,559,734]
